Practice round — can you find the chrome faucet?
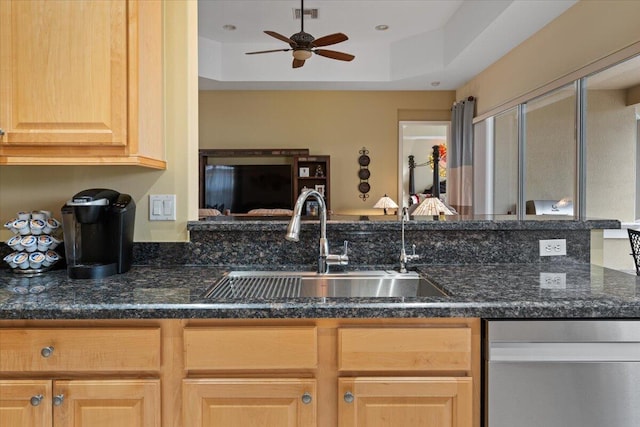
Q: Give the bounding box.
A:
[399,207,420,273]
[286,189,349,274]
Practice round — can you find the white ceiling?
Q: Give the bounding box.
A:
[198,0,577,91]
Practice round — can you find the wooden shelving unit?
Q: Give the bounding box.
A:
[293,155,330,215]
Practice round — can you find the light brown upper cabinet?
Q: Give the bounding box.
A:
[0,0,165,169]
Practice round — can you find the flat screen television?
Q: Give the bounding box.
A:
[204,164,293,213]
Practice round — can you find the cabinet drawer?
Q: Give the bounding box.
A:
[0,328,161,373]
[338,327,471,371]
[184,326,317,370]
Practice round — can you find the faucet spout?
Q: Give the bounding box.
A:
[399,207,420,273]
[286,189,347,273]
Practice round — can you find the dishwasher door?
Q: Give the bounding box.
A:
[486,320,640,427]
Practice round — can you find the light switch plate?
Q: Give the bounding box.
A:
[149,194,176,221]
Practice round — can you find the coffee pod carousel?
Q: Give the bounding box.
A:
[3,210,63,277]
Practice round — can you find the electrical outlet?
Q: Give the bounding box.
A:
[539,239,567,256]
[539,272,567,289]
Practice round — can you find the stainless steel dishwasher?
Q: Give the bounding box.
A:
[485,320,640,427]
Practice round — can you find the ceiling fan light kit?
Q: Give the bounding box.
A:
[293,50,312,61]
[245,0,355,68]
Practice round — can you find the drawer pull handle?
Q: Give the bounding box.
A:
[53,394,64,406]
[0,128,4,136]
[344,391,355,403]
[30,395,43,406]
[40,346,54,358]
[301,392,312,405]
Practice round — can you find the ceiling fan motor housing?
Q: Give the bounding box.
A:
[290,31,315,48]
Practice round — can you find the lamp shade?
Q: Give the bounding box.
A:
[412,197,454,216]
[373,194,398,215]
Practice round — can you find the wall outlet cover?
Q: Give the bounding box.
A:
[539,239,567,256]
[539,272,567,289]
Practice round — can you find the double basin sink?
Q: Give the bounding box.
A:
[204,270,447,299]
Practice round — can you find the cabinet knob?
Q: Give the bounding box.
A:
[40,346,54,358]
[0,128,4,136]
[53,394,64,406]
[343,391,355,403]
[301,392,312,405]
[30,394,43,406]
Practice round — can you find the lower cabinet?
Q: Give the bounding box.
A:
[183,378,317,427]
[0,325,162,427]
[338,377,473,427]
[0,379,160,427]
[1,318,480,427]
[183,319,480,427]
[0,380,51,427]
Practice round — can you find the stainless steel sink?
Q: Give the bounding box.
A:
[203,270,447,299]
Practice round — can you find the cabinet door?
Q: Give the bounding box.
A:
[0,0,127,148]
[53,379,160,427]
[184,378,317,427]
[339,377,472,427]
[0,380,52,427]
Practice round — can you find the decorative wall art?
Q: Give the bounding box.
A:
[358,147,370,201]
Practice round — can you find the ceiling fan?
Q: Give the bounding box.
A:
[245,0,355,68]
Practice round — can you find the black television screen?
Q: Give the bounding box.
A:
[204,164,293,213]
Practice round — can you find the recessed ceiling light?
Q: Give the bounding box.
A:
[375,25,389,31]
[223,24,236,31]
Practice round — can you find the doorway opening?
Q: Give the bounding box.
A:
[398,121,450,214]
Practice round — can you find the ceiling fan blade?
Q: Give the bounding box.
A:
[314,49,355,62]
[312,33,348,47]
[293,58,306,68]
[264,30,296,45]
[246,48,292,55]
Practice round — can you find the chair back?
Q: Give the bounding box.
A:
[629,229,640,276]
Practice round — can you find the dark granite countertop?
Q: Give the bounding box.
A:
[188,216,620,232]
[1,263,638,320]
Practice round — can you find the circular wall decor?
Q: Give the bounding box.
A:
[358,182,370,193]
[358,153,370,166]
[358,147,370,201]
[358,168,370,180]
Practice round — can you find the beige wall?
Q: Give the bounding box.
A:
[199,91,454,215]
[0,1,198,243]
[457,0,640,116]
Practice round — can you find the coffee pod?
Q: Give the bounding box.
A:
[30,219,45,235]
[12,219,30,235]
[37,235,52,252]
[29,252,45,269]
[21,235,37,253]
[7,235,24,251]
[4,252,18,268]
[44,250,60,266]
[4,219,17,234]
[31,211,47,220]
[17,211,31,220]
[13,252,29,269]
[49,235,62,250]
[44,218,60,234]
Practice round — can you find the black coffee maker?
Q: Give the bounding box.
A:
[61,189,135,279]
